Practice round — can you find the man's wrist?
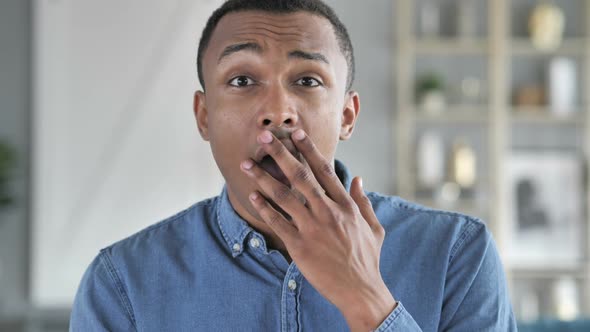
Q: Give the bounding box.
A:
[341,289,398,332]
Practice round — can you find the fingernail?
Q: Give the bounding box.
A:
[249,192,259,201]
[292,129,305,141]
[241,160,254,170]
[259,131,273,144]
[359,177,363,188]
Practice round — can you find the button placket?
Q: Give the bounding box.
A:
[282,264,302,332]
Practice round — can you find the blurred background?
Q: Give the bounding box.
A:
[1,0,589,331]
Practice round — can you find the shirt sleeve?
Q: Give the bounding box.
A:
[373,301,422,331]
[438,220,517,331]
[69,250,137,332]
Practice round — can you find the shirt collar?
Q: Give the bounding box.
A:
[216,159,351,257]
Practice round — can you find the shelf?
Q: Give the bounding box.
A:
[510,265,588,280]
[413,105,489,124]
[511,108,585,124]
[396,0,590,318]
[414,38,488,55]
[511,38,588,56]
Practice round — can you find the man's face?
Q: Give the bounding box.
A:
[194,10,359,222]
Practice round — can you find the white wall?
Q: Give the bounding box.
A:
[325,0,396,195]
[31,0,225,307]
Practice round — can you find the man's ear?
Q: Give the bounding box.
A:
[339,90,360,141]
[193,91,210,141]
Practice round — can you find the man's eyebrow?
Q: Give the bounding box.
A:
[218,42,262,63]
[288,50,329,64]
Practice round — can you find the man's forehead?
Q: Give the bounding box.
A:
[207,10,338,57]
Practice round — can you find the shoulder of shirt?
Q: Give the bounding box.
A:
[366,191,484,223]
[365,191,490,255]
[100,195,218,254]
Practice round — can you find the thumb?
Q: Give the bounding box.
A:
[350,177,380,231]
[350,176,367,207]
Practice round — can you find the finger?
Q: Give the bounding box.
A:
[249,191,298,243]
[291,129,349,204]
[241,158,310,225]
[257,130,328,205]
[350,177,383,235]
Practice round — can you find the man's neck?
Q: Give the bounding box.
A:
[226,186,292,262]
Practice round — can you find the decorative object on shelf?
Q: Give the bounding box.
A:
[513,85,545,108]
[528,1,565,51]
[449,138,477,189]
[459,76,483,105]
[415,72,446,114]
[0,140,16,210]
[436,181,461,206]
[548,57,577,117]
[457,0,476,40]
[504,152,583,267]
[416,131,445,189]
[419,1,440,38]
[552,276,580,320]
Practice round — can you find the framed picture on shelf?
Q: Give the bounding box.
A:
[504,151,584,268]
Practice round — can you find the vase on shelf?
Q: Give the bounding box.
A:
[419,1,440,38]
[416,72,447,114]
[529,1,565,51]
[548,57,577,117]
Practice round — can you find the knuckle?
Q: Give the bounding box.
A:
[293,166,313,184]
[325,207,347,225]
[267,212,282,227]
[320,162,337,178]
[340,198,356,213]
[322,205,339,221]
[272,186,292,203]
[328,218,347,235]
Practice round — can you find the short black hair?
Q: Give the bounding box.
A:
[196,0,355,91]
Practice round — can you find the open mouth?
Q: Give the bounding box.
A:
[258,155,291,187]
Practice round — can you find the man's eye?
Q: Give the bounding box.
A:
[295,77,321,87]
[228,76,254,87]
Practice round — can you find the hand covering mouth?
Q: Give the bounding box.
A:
[253,138,301,187]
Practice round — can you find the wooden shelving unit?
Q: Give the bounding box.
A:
[394,0,590,321]
[415,38,489,54]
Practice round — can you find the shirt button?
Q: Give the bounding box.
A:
[232,243,241,252]
[288,279,297,291]
[249,238,261,248]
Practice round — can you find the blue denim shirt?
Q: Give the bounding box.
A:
[70,160,516,331]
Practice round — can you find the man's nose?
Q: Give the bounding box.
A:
[256,87,299,129]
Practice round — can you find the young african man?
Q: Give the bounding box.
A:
[70,1,517,331]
